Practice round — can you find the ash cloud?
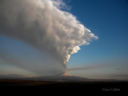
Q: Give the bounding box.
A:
[0,0,97,76]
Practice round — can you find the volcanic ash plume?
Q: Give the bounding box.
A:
[0,0,97,76]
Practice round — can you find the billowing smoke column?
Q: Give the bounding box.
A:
[0,0,97,76]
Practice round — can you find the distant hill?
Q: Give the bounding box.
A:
[32,75,90,82]
[0,74,122,82]
[0,74,91,81]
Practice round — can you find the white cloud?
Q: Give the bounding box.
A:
[0,0,97,76]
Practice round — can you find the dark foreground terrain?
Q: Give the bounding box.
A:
[0,79,127,95]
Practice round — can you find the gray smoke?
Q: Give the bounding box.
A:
[0,0,97,76]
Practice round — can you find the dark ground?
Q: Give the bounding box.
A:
[0,79,127,95]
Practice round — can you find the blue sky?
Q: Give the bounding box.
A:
[0,0,128,80]
[67,0,128,65]
[66,0,128,79]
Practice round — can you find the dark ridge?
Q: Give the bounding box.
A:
[0,75,127,95]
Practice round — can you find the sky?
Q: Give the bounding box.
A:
[0,0,128,80]
[67,0,128,79]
